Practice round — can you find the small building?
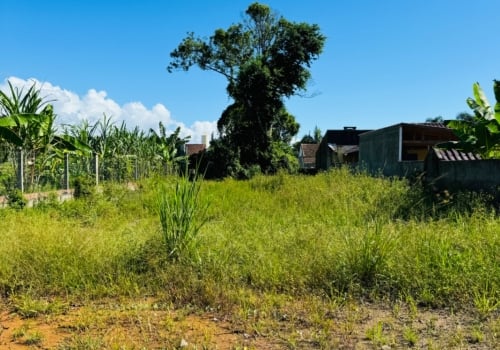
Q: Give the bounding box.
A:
[184,143,207,171]
[185,144,206,157]
[298,143,319,170]
[359,123,458,177]
[316,127,372,170]
[424,146,500,192]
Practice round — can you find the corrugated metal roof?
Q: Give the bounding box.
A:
[434,147,482,161]
[415,122,449,128]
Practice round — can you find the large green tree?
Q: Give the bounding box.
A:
[167,2,325,176]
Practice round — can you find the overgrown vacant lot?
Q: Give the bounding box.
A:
[0,169,498,349]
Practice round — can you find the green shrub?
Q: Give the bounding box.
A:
[73,175,95,199]
[6,189,26,209]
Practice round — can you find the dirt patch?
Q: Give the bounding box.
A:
[0,298,498,349]
[0,309,67,349]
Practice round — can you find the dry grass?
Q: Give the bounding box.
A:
[1,297,498,349]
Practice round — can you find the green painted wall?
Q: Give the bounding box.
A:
[359,125,404,176]
[425,159,500,192]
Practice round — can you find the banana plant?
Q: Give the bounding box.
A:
[149,123,190,175]
[444,80,500,158]
[0,80,92,190]
[0,115,26,146]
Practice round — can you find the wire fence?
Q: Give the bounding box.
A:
[0,147,169,196]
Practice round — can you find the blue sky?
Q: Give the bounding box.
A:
[1,0,499,143]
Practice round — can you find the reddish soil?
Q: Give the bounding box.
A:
[1,299,498,349]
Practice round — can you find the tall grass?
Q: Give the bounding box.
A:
[155,170,209,262]
[0,168,498,313]
[0,187,157,298]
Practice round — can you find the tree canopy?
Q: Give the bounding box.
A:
[167,2,325,177]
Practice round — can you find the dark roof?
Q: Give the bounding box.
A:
[360,122,453,137]
[185,144,206,156]
[433,147,482,161]
[322,128,372,146]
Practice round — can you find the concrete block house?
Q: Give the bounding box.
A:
[358,123,458,177]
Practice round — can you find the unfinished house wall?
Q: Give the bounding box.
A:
[359,125,401,175]
[359,123,458,177]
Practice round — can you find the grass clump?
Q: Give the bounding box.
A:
[339,220,396,290]
[155,170,209,262]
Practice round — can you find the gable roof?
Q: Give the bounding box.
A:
[299,143,319,158]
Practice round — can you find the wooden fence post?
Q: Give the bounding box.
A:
[135,156,138,180]
[17,147,24,193]
[93,153,99,186]
[64,153,70,191]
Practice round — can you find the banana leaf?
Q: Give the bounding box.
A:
[53,134,93,155]
[0,127,23,146]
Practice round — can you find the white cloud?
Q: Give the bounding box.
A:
[0,76,218,144]
[184,121,218,144]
